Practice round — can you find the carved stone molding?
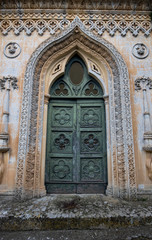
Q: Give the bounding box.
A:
[16,17,136,199]
[0,0,151,11]
[0,13,151,37]
[132,43,149,59]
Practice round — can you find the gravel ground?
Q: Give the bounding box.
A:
[1,227,152,240]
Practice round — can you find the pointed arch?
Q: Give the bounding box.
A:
[15,17,136,199]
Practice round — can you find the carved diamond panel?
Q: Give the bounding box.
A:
[80,158,103,181]
[80,107,102,127]
[80,132,102,153]
[50,158,73,181]
[51,132,73,153]
[52,106,73,127]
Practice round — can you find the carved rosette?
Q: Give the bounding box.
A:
[4,42,21,58]
[132,43,149,59]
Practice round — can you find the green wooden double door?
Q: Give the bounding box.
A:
[45,99,107,193]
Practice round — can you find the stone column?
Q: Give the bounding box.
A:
[0,76,18,184]
[2,87,10,134]
[0,153,4,183]
[143,87,151,134]
[40,94,50,195]
[103,95,113,195]
[135,76,152,181]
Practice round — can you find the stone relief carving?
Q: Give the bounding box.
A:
[4,42,21,58]
[132,43,149,59]
[0,13,151,37]
[89,60,101,75]
[16,17,136,199]
[135,76,152,181]
[52,63,61,75]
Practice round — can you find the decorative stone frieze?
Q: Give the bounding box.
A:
[0,0,151,11]
[0,13,151,37]
[16,17,136,199]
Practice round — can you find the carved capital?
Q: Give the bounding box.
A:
[44,94,50,105]
[0,76,18,90]
[143,133,152,153]
[135,76,152,91]
[103,95,109,105]
[146,158,152,181]
[0,134,9,153]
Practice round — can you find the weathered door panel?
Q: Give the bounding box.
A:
[45,99,107,193]
[46,101,76,188]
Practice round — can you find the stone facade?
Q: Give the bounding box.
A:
[0,0,152,199]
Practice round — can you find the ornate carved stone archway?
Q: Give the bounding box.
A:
[15,17,136,199]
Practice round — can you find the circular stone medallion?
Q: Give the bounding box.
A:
[4,42,21,58]
[132,43,149,59]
